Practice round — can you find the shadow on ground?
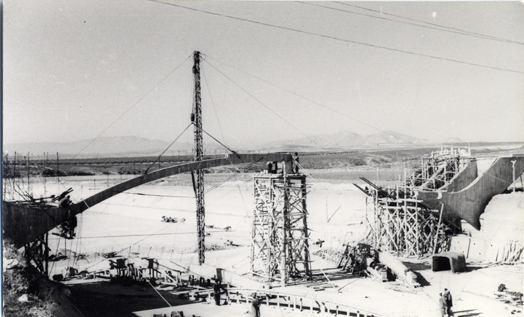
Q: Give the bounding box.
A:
[68,280,200,317]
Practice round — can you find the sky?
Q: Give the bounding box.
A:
[3,1,524,150]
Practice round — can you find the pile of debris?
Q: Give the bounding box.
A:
[316,243,420,288]
[495,284,523,308]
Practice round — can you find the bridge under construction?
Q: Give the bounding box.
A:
[3,51,523,317]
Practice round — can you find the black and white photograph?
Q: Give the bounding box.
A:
[2,1,523,316]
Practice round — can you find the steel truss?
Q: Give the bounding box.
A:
[251,173,311,286]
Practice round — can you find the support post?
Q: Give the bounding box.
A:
[281,162,288,287]
[44,232,49,276]
[432,204,444,255]
[301,175,311,279]
[14,152,17,200]
[3,154,8,200]
[44,152,47,196]
[511,160,516,193]
[27,153,30,195]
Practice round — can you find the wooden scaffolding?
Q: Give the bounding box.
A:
[251,170,311,286]
[366,194,450,257]
[410,147,472,190]
[24,233,50,276]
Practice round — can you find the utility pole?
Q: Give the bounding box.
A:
[3,154,8,200]
[56,152,60,192]
[191,51,206,264]
[43,152,47,196]
[14,152,17,200]
[27,152,30,196]
[512,160,516,193]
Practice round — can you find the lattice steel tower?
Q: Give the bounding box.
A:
[251,164,311,286]
[191,51,206,264]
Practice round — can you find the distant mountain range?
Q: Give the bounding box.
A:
[3,131,470,158]
[255,130,439,152]
[3,136,229,158]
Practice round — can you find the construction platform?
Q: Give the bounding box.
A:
[69,261,522,317]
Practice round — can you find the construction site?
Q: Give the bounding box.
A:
[3,141,524,317]
[3,50,524,317]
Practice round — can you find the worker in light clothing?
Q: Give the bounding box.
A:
[438,293,446,317]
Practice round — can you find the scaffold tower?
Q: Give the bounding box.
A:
[251,167,311,286]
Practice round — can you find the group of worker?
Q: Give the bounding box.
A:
[58,210,77,239]
[344,245,368,276]
[213,280,263,317]
[266,153,300,175]
[439,288,453,316]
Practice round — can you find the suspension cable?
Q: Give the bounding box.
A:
[72,55,192,160]
[143,123,193,174]
[191,123,240,158]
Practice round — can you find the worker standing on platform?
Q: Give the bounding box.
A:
[292,152,300,174]
[59,195,71,208]
[213,280,222,306]
[67,210,77,239]
[251,293,263,317]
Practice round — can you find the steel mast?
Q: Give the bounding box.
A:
[191,51,206,264]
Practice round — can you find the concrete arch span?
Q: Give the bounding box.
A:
[2,153,292,248]
[418,155,524,230]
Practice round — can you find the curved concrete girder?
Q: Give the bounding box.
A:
[2,153,292,248]
[417,159,478,227]
[419,155,524,230]
[440,159,478,193]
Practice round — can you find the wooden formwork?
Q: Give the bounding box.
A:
[366,195,450,257]
[411,147,472,191]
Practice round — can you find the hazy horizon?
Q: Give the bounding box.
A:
[4,129,524,147]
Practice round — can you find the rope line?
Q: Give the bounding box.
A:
[48,231,220,240]
[143,123,193,174]
[333,1,524,46]
[149,1,524,74]
[202,67,227,144]
[192,123,240,158]
[204,56,429,148]
[119,191,194,198]
[71,55,192,159]
[304,2,524,46]
[147,280,172,307]
[82,223,175,271]
[204,61,329,151]
[85,201,125,251]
